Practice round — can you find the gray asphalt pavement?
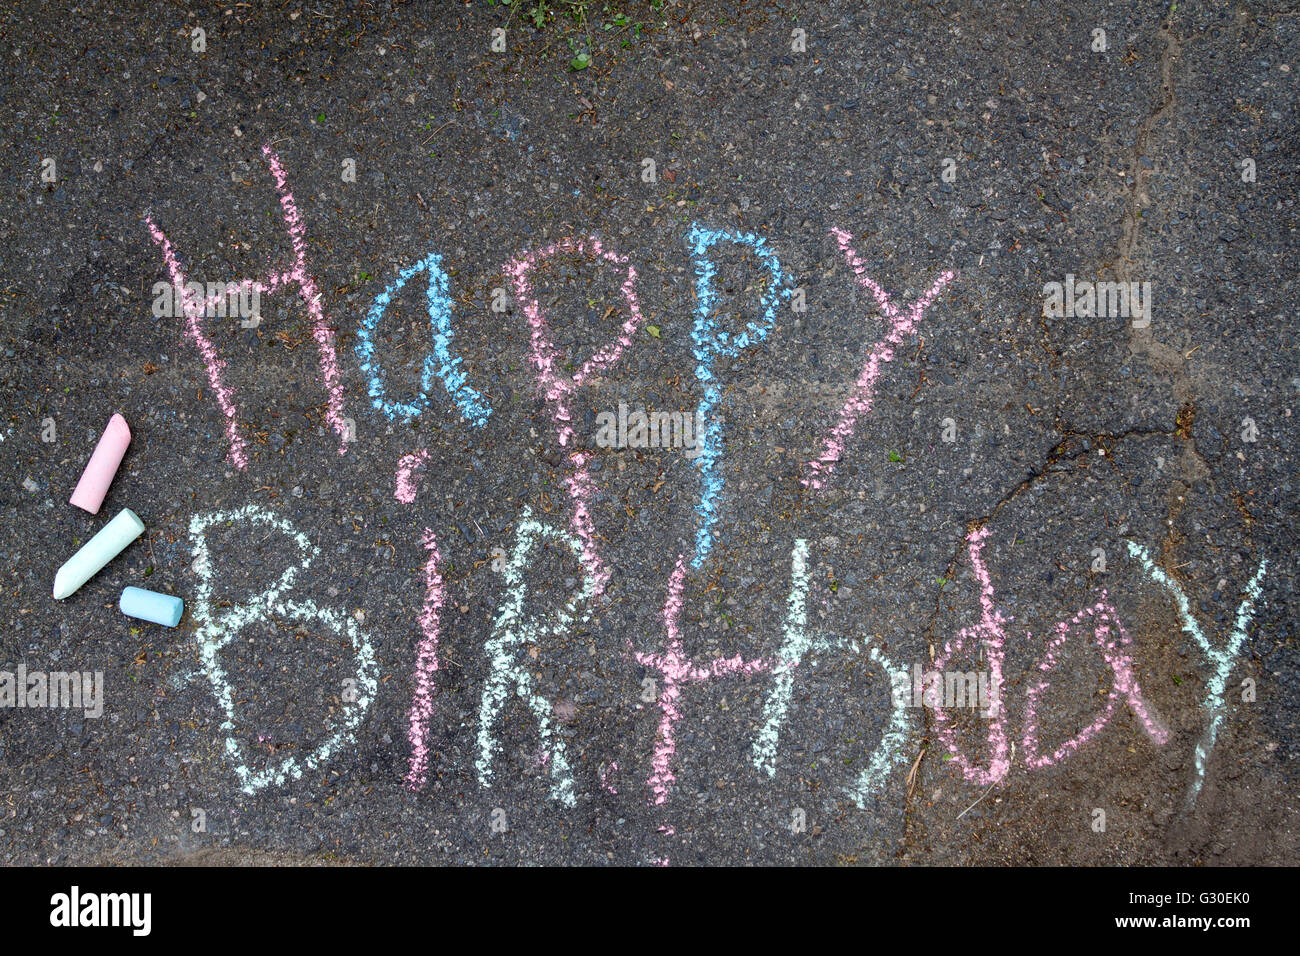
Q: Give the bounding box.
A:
[0,0,1296,865]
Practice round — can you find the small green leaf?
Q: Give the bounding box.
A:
[888,450,904,462]
[646,325,660,338]
[570,52,590,70]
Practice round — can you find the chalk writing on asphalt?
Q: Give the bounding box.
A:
[144,142,1269,826]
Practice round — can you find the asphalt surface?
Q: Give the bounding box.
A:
[0,0,1296,865]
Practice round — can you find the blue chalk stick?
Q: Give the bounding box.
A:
[119,586,184,628]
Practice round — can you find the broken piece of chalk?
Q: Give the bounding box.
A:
[69,413,131,514]
[53,508,145,600]
[120,586,183,628]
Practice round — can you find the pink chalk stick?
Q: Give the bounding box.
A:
[69,414,131,514]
